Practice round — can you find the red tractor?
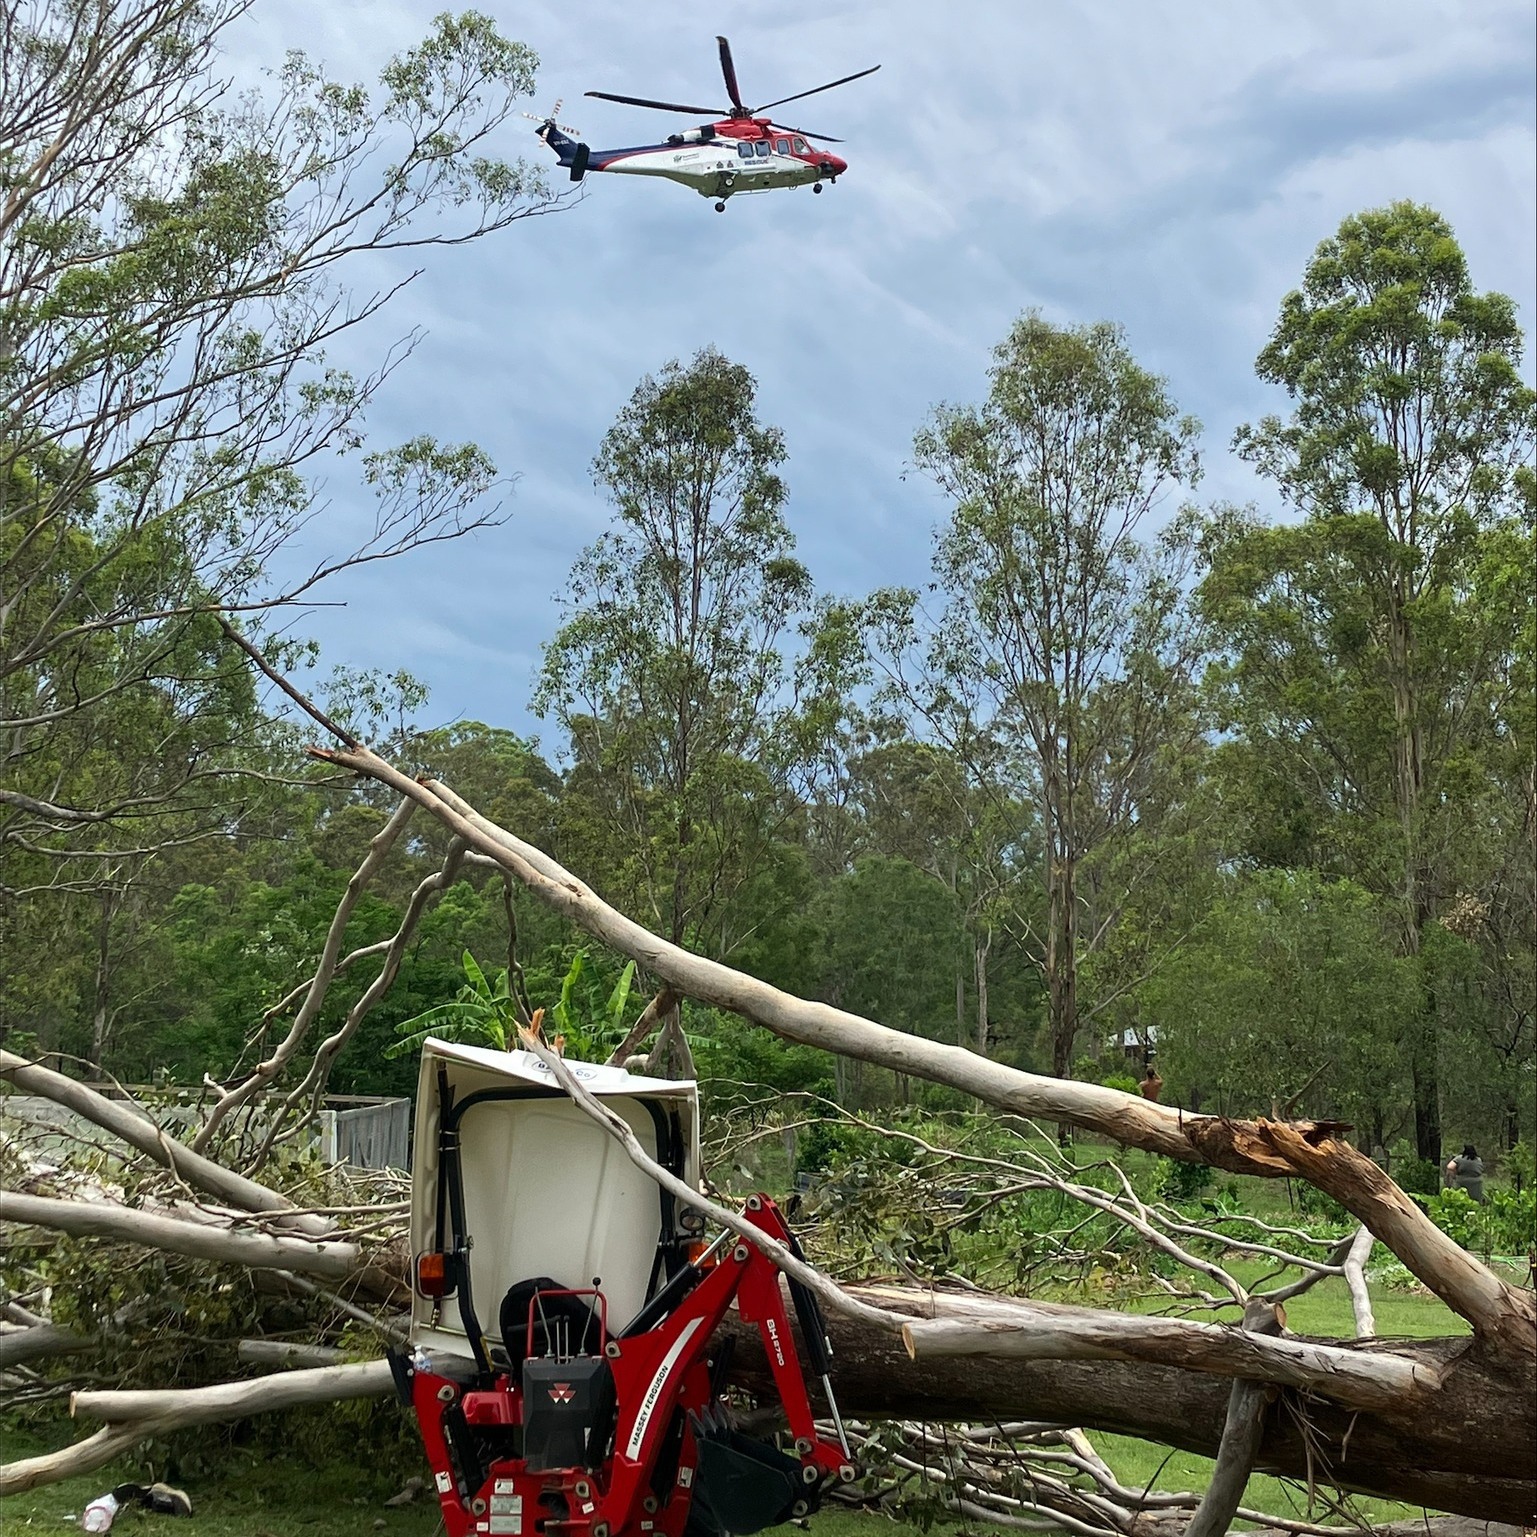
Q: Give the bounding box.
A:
[390,1042,855,1537]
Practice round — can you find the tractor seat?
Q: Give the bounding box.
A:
[499,1277,604,1367]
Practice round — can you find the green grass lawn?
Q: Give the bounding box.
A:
[0,1436,966,1537]
[0,1433,440,1536]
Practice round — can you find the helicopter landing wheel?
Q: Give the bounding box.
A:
[813,182,823,194]
[714,200,726,212]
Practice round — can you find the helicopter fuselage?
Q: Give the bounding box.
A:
[538,119,847,202]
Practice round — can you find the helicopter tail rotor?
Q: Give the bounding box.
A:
[528,105,591,182]
[522,99,583,139]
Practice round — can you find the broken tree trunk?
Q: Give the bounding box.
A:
[313,745,1534,1354]
[291,744,1534,1523]
[722,1285,1535,1524]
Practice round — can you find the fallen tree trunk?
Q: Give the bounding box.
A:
[0,1320,92,1370]
[285,743,1533,1522]
[522,1028,1530,1521]
[721,1284,1536,1525]
[310,747,1534,1358]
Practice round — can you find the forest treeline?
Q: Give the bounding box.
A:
[0,0,1531,1186]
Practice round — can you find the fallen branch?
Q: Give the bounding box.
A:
[0,1425,148,1496]
[249,836,471,1169]
[1,1359,394,1494]
[193,799,416,1153]
[70,1357,394,1428]
[724,1285,1535,1521]
[605,986,681,1066]
[0,1191,361,1279]
[237,1339,350,1368]
[310,744,1533,1354]
[1342,1225,1376,1339]
[0,1320,92,1370]
[897,1296,1429,1413]
[0,1053,330,1237]
[523,1029,1431,1418]
[1182,1299,1283,1537]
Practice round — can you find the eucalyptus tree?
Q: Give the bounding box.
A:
[1144,869,1415,1137]
[537,348,833,955]
[864,314,1206,1083]
[0,0,557,925]
[1207,202,1537,1161]
[841,734,1038,1055]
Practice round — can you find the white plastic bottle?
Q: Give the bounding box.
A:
[81,1492,119,1532]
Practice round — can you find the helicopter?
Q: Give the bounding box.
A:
[531,36,879,212]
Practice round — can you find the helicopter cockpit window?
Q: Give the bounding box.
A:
[775,138,790,155]
[754,141,770,157]
[792,137,808,153]
[736,142,753,160]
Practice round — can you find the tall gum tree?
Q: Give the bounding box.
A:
[535,348,836,957]
[863,313,1205,1084]
[0,0,560,970]
[1212,202,1537,1162]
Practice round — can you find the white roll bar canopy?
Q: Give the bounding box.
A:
[408,1041,701,1361]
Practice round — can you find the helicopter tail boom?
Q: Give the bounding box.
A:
[535,119,591,182]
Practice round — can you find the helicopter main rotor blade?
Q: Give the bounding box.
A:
[752,63,880,115]
[716,36,747,115]
[771,123,844,143]
[583,90,728,115]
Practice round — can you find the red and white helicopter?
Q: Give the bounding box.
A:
[533,36,879,211]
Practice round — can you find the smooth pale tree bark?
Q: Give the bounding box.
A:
[237,1340,350,1368]
[1177,1299,1282,1537]
[71,1360,395,1427]
[313,743,1534,1355]
[0,1192,361,1278]
[0,1051,332,1237]
[0,1363,395,1494]
[0,1320,92,1369]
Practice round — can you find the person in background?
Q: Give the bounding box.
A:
[1138,1059,1164,1102]
[1444,1144,1485,1202]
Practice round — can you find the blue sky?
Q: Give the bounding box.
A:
[242,0,1537,752]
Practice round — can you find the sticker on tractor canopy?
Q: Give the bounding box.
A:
[677,1467,694,1488]
[491,1496,522,1515]
[494,1480,516,1494]
[435,1472,453,1494]
[489,1519,521,1535]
